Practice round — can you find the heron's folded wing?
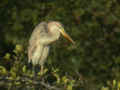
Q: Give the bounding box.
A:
[38,46,49,65]
[29,22,48,46]
[28,44,44,65]
[28,44,49,66]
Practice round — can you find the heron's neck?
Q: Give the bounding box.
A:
[48,29,60,43]
[39,29,60,45]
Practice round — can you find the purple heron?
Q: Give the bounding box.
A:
[28,21,75,73]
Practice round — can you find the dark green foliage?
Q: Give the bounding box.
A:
[0,0,120,89]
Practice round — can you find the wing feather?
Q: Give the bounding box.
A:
[29,22,48,46]
[28,22,49,65]
[38,46,49,65]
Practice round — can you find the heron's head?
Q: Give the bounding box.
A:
[48,21,75,44]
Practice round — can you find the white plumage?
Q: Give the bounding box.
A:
[28,21,75,71]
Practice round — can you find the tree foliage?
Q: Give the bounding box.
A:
[0,0,120,90]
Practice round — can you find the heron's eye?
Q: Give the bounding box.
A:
[54,23,62,29]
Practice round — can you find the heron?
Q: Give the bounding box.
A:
[28,21,75,74]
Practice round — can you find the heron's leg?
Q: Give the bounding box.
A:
[40,65,44,76]
[32,66,37,79]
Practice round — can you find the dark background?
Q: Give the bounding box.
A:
[0,0,120,90]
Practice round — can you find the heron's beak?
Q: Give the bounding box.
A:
[59,28,75,44]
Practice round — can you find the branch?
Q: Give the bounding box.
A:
[0,76,62,90]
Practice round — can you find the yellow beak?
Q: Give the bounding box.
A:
[59,28,75,44]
